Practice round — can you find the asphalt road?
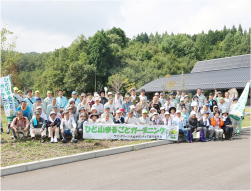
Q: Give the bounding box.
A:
[2,130,250,190]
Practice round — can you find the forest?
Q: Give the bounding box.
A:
[1,24,250,97]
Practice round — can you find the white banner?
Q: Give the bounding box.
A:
[0,75,16,117]
[83,123,179,141]
[229,81,250,121]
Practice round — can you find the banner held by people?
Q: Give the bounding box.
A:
[0,75,16,120]
[83,123,179,141]
[229,81,250,135]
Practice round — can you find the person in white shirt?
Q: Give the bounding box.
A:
[104,97,116,115]
[77,98,90,115]
[60,110,77,143]
[229,98,241,135]
[130,105,139,118]
[163,98,173,112]
[101,107,113,119]
[36,106,48,122]
[195,88,206,105]
[224,91,236,111]
[217,97,228,114]
[101,113,114,124]
[114,92,123,109]
[162,112,172,126]
[139,89,148,102]
[92,96,104,115]
[125,110,138,125]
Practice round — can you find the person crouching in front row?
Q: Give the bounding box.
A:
[172,110,189,143]
[47,111,61,143]
[77,113,88,139]
[30,111,46,142]
[10,110,29,140]
[60,110,78,143]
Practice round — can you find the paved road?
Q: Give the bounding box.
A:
[2,130,250,190]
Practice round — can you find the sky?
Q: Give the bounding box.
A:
[1,0,250,53]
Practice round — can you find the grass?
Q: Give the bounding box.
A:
[245,108,251,113]
[0,108,152,167]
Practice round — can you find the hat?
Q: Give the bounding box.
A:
[63,110,69,114]
[176,110,181,114]
[140,89,145,92]
[128,110,133,113]
[13,87,18,91]
[125,94,130,98]
[116,92,120,95]
[169,107,176,113]
[17,90,23,93]
[190,111,196,116]
[35,90,40,93]
[160,93,164,96]
[209,93,214,96]
[131,89,136,92]
[165,97,170,100]
[142,109,148,114]
[119,108,125,112]
[150,108,156,111]
[233,98,238,101]
[66,106,73,110]
[184,95,189,98]
[191,102,198,107]
[91,107,97,112]
[160,107,165,110]
[95,96,101,101]
[80,113,87,117]
[81,93,86,96]
[104,106,110,110]
[116,110,121,113]
[47,91,52,94]
[78,107,85,112]
[140,97,146,100]
[219,97,224,100]
[201,90,204,93]
[164,112,170,116]
[35,111,41,115]
[152,112,159,116]
[213,105,218,109]
[36,98,42,102]
[169,93,174,96]
[204,111,210,114]
[108,92,113,95]
[72,91,77,95]
[193,95,198,99]
[36,106,42,110]
[222,110,228,114]
[50,111,56,116]
[130,105,136,109]
[204,103,209,106]
[180,98,184,102]
[218,91,222,94]
[90,113,99,119]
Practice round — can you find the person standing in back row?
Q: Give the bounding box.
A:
[127,88,140,106]
[56,89,68,113]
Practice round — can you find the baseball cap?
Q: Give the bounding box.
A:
[204,111,210,114]
[35,111,41,115]
[108,97,114,100]
[50,111,56,116]
[213,105,218,108]
[47,91,52,94]
[36,98,42,102]
[176,110,181,114]
[233,98,238,101]
[209,93,214,96]
[204,103,209,106]
[108,92,113,95]
[201,90,204,93]
[72,91,77,95]
[142,109,148,114]
[184,95,189,98]
[169,93,174,95]
[218,91,222,94]
[160,107,165,110]
[125,94,130,98]
[150,108,156,111]
[104,106,110,110]
[35,90,40,93]
[17,90,23,93]
[155,92,159,96]
[36,106,42,110]
[116,110,121,113]
[222,110,228,114]
[219,97,224,100]
[180,98,185,102]
[79,107,85,111]
[164,112,170,116]
[190,111,196,115]
[91,107,97,111]
[160,93,164,96]
[128,110,133,113]
[63,110,69,114]
[152,112,159,116]
[13,87,18,91]
[116,92,120,95]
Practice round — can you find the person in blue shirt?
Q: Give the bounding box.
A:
[24,89,36,117]
[172,110,189,143]
[16,101,31,120]
[122,95,133,116]
[56,89,68,113]
[181,107,190,128]
[67,91,81,107]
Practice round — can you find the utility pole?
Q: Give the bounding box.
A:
[95,67,96,92]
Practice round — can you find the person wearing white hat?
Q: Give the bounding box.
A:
[149,107,157,120]
[162,112,172,126]
[130,105,138,118]
[104,97,116,115]
[159,107,165,121]
[101,113,114,124]
[172,110,189,143]
[47,111,61,143]
[30,111,46,142]
[92,96,104,115]
[125,110,138,125]
[152,112,163,125]
[113,110,124,124]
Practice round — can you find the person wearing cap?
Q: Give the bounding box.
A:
[16,101,31,120]
[201,103,211,115]
[101,113,114,124]
[138,109,152,125]
[136,97,149,117]
[10,110,29,140]
[191,95,202,113]
[122,94,133,116]
[77,98,90,115]
[125,110,138,125]
[67,91,81,107]
[43,91,53,111]
[152,112,163,125]
[163,98,173,112]
[184,95,192,114]
[159,107,165,121]
[106,92,113,99]
[60,110,78,143]
[139,89,148,102]
[86,92,95,109]
[46,98,60,118]
[13,87,23,107]
[119,108,126,117]
[104,97,116,115]
[158,92,166,107]
[47,111,61,143]
[56,89,68,112]
[201,90,205,96]
[114,92,124,109]
[172,110,189,142]
[36,106,48,122]
[66,105,77,122]
[162,112,172,126]
[198,110,214,141]
[208,93,215,107]
[30,111,46,142]
[101,107,113,119]
[77,113,88,139]
[190,105,201,119]
[209,105,221,118]
[229,98,241,135]
[92,96,104,115]
[176,90,186,103]
[24,89,36,117]
[195,88,206,105]
[177,98,186,111]
[221,110,233,140]
[80,93,86,101]
[181,107,189,128]
[130,105,139,118]
[17,90,23,98]
[149,107,157,120]
[32,98,45,115]
[169,92,177,108]
[89,113,100,123]
[100,91,108,105]
[128,89,140,106]
[113,110,125,124]
[213,90,223,102]
[78,107,86,119]
[52,105,62,119]
[149,96,162,113]
[34,90,41,101]
[211,111,224,141]
[217,97,228,114]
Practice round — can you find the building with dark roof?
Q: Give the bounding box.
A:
[137,54,250,93]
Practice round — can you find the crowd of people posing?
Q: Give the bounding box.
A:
[8,86,241,143]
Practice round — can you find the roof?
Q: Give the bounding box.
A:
[137,67,250,92]
[191,54,250,73]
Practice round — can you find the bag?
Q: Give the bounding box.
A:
[192,131,200,139]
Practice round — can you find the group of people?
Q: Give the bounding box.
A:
[7,86,241,143]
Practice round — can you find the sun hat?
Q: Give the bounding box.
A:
[152,112,159,116]
[13,87,18,91]
[142,109,148,114]
[108,92,113,95]
[50,111,56,116]
[176,110,181,114]
[90,113,99,119]
[190,111,196,115]
[36,106,42,110]
[164,111,170,116]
